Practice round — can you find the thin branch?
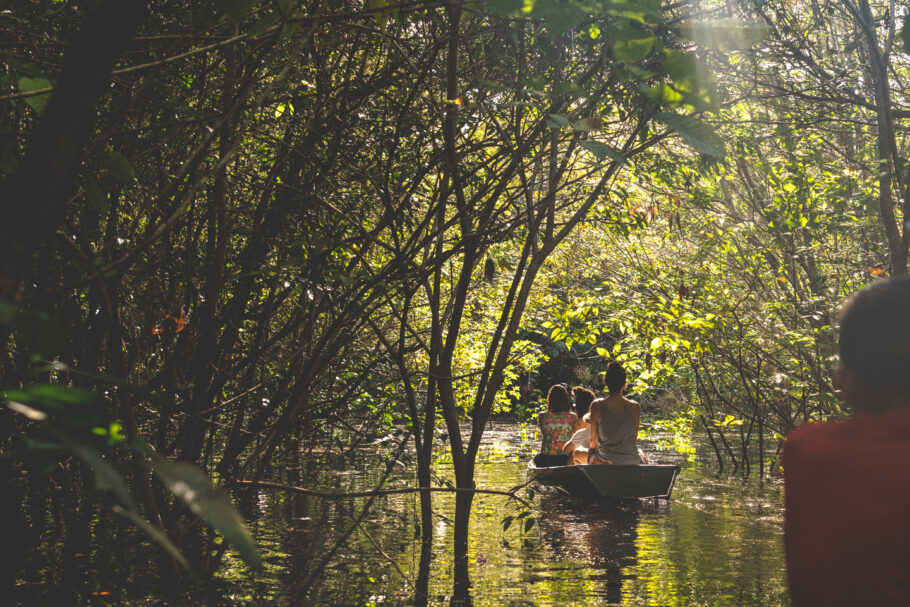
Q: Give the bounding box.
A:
[234,479,532,508]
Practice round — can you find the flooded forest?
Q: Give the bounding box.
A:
[2,0,908,604]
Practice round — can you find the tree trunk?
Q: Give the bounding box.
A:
[0,0,146,299]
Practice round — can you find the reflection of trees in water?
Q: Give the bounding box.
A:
[536,494,648,605]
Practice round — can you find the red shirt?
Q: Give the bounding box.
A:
[783,408,910,606]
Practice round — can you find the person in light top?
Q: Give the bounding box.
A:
[563,386,595,465]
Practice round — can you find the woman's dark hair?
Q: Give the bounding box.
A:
[604,361,628,394]
[839,276,910,410]
[547,384,571,413]
[572,386,595,417]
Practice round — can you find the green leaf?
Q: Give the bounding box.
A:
[678,19,770,51]
[19,77,52,114]
[248,11,281,37]
[3,384,95,409]
[487,0,524,15]
[657,49,723,109]
[0,301,66,358]
[35,361,157,401]
[547,113,571,128]
[654,112,726,159]
[62,436,137,511]
[579,140,625,163]
[600,0,662,23]
[502,515,514,531]
[217,0,255,18]
[523,517,536,532]
[660,49,697,82]
[113,505,191,571]
[83,174,109,214]
[642,83,684,106]
[612,31,655,63]
[151,458,263,570]
[531,0,588,36]
[99,150,135,184]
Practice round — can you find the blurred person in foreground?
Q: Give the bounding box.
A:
[783,276,910,606]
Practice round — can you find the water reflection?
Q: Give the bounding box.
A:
[219,423,788,606]
[535,496,643,605]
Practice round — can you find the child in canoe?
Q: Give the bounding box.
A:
[563,386,595,465]
[537,384,576,455]
[783,276,910,605]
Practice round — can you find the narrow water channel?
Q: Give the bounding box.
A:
[220,422,788,606]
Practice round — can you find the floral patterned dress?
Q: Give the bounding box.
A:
[538,411,578,455]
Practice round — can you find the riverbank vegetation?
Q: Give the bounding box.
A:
[1,0,907,602]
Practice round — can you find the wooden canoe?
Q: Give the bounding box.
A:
[528,454,680,499]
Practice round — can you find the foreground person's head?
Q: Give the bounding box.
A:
[838,276,910,412]
[547,384,571,413]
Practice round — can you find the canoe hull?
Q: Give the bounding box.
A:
[529,454,679,499]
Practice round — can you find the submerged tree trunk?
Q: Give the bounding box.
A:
[451,503,473,606]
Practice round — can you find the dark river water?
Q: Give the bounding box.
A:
[219,422,788,606]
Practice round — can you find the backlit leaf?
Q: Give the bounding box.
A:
[248,11,281,37]
[62,436,137,511]
[19,77,52,114]
[151,457,263,570]
[83,174,109,214]
[99,150,135,184]
[678,19,770,51]
[113,506,190,571]
[2,384,95,410]
[531,0,588,36]
[612,32,655,63]
[579,140,625,163]
[654,112,726,159]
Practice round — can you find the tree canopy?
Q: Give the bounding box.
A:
[1,0,907,601]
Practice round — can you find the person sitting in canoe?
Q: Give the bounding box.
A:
[563,386,595,465]
[588,361,643,465]
[783,277,910,606]
[537,384,576,455]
